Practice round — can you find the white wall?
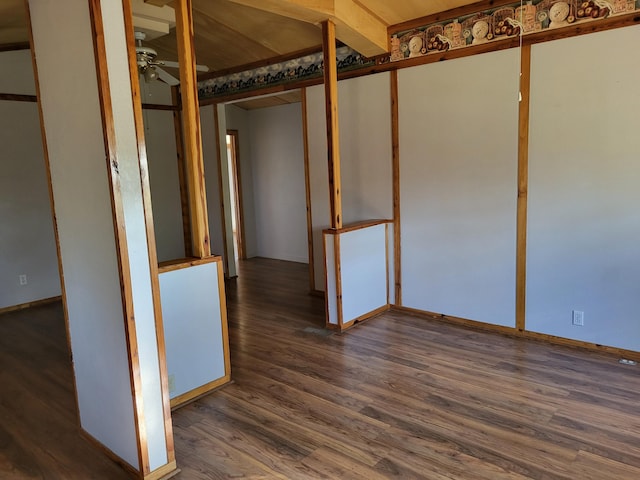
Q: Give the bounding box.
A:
[225,104,258,258]
[307,72,393,290]
[0,50,60,309]
[139,78,185,262]
[527,26,640,351]
[144,108,185,262]
[398,49,519,327]
[248,102,308,263]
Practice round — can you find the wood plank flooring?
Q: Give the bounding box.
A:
[173,258,640,479]
[0,302,132,479]
[2,257,640,479]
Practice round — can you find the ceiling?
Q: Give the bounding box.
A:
[1,0,480,74]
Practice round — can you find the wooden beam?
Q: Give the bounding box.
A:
[322,20,342,230]
[144,0,174,6]
[0,41,31,52]
[0,93,37,102]
[225,0,388,57]
[332,0,388,57]
[301,88,316,292]
[516,44,531,332]
[390,69,401,306]
[171,86,193,258]
[174,0,211,258]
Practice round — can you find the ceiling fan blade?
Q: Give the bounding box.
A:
[156,67,180,86]
[162,60,209,73]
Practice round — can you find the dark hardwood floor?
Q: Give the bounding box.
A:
[0,302,132,479]
[2,257,640,479]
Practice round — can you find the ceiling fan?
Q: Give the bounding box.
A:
[135,31,209,86]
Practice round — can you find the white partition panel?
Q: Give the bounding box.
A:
[399,49,519,327]
[527,26,640,351]
[340,224,388,322]
[160,261,227,399]
[29,0,138,467]
[324,236,338,325]
[324,222,391,327]
[387,223,395,306]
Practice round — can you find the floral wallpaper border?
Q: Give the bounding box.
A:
[389,0,639,62]
[198,46,375,100]
[198,0,639,100]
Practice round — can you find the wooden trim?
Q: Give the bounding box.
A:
[310,289,325,298]
[175,0,211,258]
[323,219,391,235]
[226,129,246,260]
[390,0,517,35]
[141,103,179,111]
[322,234,331,328]
[158,255,222,273]
[301,88,316,292]
[213,105,231,274]
[0,41,30,52]
[169,374,231,409]
[394,305,526,337]
[390,69,401,306]
[24,0,80,448]
[385,223,390,306]
[0,295,62,315]
[333,234,343,328]
[121,0,176,469]
[322,20,343,230]
[392,305,640,361]
[145,461,179,480]
[171,86,192,258]
[87,0,148,474]
[516,44,531,333]
[79,428,139,478]
[0,93,37,102]
[341,304,391,331]
[217,260,231,378]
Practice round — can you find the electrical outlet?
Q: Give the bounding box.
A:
[19,274,27,286]
[572,310,584,326]
[168,374,176,394]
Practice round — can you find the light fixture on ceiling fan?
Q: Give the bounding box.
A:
[135,31,209,86]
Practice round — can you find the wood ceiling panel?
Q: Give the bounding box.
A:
[193,0,322,58]
[148,0,323,72]
[0,0,496,74]
[356,0,482,25]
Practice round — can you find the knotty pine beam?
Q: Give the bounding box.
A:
[322,20,342,230]
[174,0,211,257]
[225,0,388,57]
[516,44,531,332]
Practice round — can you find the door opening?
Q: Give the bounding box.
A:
[226,130,245,264]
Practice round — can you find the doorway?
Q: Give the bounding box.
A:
[226,130,245,264]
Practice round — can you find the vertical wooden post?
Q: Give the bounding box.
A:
[516,45,531,332]
[322,20,342,230]
[171,86,193,258]
[390,69,401,306]
[301,88,316,292]
[174,0,210,258]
